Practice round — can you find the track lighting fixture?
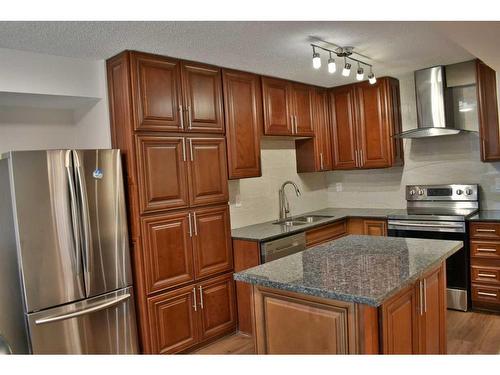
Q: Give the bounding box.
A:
[309,43,376,84]
[312,46,321,69]
[327,52,336,74]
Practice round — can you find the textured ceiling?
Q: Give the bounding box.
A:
[0,21,484,87]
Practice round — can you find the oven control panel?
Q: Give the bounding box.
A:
[406,184,478,201]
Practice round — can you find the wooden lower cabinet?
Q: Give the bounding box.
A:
[148,273,236,354]
[347,218,387,236]
[305,220,347,247]
[250,263,447,354]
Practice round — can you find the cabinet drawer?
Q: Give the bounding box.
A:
[470,222,500,239]
[471,265,500,285]
[306,220,347,248]
[471,284,500,304]
[470,241,500,259]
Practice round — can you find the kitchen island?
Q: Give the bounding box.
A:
[234,235,463,354]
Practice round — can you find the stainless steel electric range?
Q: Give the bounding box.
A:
[387,184,479,311]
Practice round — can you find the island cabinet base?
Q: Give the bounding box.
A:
[250,263,446,354]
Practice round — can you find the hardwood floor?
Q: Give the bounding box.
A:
[192,310,500,354]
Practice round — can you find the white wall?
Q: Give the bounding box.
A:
[326,73,500,210]
[0,48,111,154]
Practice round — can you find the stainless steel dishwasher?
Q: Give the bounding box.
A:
[260,232,306,263]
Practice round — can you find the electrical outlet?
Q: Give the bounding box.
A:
[234,193,242,207]
[336,183,343,192]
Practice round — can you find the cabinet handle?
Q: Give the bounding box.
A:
[290,115,294,134]
[181,138,187,162]
[354,150,359,167]
[193,212,198,236]
[188,212,193,237]
[294,115,298,134]
[192,288,197,312]
[477,291,498,298]
[476,228,496,233]
[187,105,192,129]
[189,139,194,161]
[359,149,363,166]
[320,153,324,170]
[477,248,497,253]
[478,273,497,278]
[198,286,204,309]
[423,278,427,313]
[419,280,424,315]
[179,105,184,129]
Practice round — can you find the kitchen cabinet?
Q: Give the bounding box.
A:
[147,273,236,354]
[222,69,262,179]
[469,221,500,312]
[296,88,333,172]
[329,77,403,170]
[305,220,347,247]
[347,218,387,236]
[130,51,224,134]
[381,265,446,354]
[477,60,500,162]
[142,205,233,294]
[262,77,314,136]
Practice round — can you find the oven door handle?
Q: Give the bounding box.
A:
[388,221,464,229]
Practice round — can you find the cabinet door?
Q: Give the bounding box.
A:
[418,266,446,354]
[363,220,387,236]
[329,86,358,169]
[291,83,314,136]
[141,212,194,294]
[192,205,233,279]
[136,136,189,213]
[147,285,199,354]
[477,60,500,161]
[198,274,237,341]
[315,88,333,170]
[381,285,419,354]
[131,52,183,132]
[222,69,262,179]
[187,137,229,206]
[355,79,391,168]
[262,77,293,135]
[181,62,224,133]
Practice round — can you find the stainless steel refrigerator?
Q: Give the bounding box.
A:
[0,149,138,354]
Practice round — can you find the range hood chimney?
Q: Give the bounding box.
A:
[395,60,479,138]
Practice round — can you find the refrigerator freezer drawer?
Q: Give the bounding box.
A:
[27,287,138,354]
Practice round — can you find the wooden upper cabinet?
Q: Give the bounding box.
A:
[131,52,183,132]
[187,137,229,207]
[222,69,262,179]
[136,135,189,213]
[192,205,233,279]
[329,85,358,169]
[477,60,500,162]
[181,62,224,133]
[329,77,403,170]
[262,77,293,135]
[198,273,237,341]
[141,211,194,294]
[291,83,314,136]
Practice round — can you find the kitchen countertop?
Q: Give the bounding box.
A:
[468,210,500,222]
[233,235,463,307]
[231,207,407,242]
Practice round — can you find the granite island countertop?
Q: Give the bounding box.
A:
[231,207,407,242]
[233,235,463,307]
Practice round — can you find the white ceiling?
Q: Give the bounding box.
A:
[0,21,496,87]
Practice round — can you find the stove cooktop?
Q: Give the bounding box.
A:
[388,207,479,221]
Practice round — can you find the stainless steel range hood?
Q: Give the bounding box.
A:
[396,60,479,138]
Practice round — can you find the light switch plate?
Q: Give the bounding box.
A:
[336,183,343,192]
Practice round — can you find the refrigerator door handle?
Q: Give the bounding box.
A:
[73,151,92,296]
[34,294,131,325]
[65,150,82,276]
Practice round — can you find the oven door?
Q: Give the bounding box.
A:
[388,220,470,311]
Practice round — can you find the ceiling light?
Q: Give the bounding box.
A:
[312,46,321,69]
[327,52,336,74]
[368,72,376,84]
[342,59,351,77]
[356,65,364,81]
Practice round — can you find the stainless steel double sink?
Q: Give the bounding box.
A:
[272,215,334,227]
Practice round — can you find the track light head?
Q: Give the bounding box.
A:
[312,46,321,69]
[327,53,336,74]
[342,61,351,77]
[356,66,364,81]
[368,72,376,84]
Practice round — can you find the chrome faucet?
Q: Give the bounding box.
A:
[278,181,301,222]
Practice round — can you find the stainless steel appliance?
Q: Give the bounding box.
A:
[396,60,479,138]
[0,150,138,354]
[387,184,479,311]
[261,233,306,263]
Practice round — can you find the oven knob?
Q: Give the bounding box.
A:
[465,188,473,195]
[456,189,463,195]
[409,189,416,196]
[418,189,424,196]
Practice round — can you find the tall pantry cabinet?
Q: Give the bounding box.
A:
[107,51,236,354]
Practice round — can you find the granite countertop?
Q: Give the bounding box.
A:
[468,210,500,222]
[233,235,463,307]
[231,207,407,242]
